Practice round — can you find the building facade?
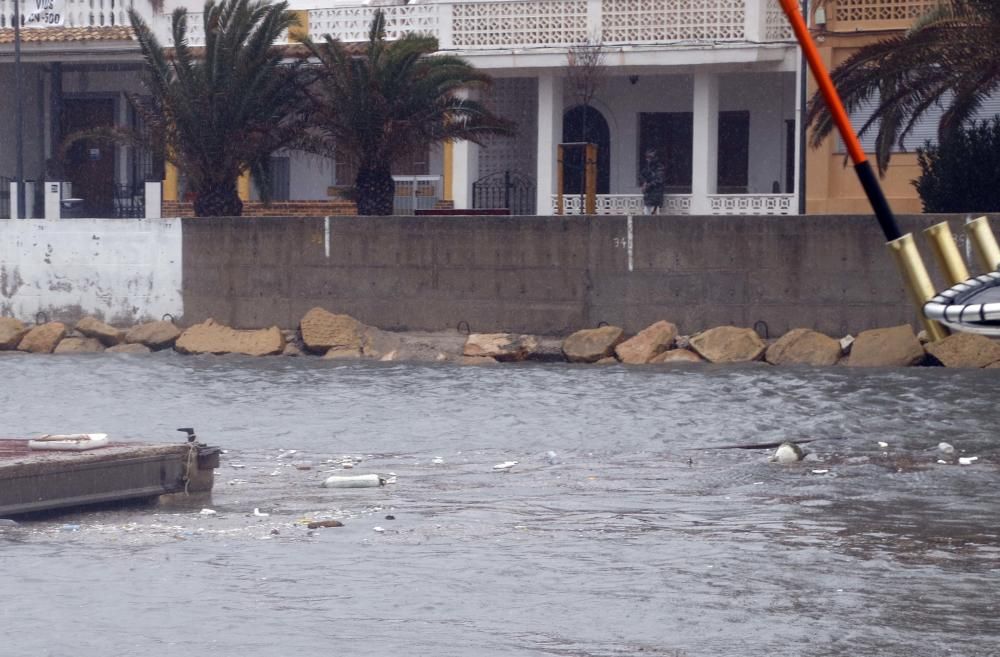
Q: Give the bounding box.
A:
[1,0,803,217]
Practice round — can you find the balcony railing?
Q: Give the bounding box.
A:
[554,193,795,215]
[821,0,943,31]
[152,0,793,49]
[0,0,128,29]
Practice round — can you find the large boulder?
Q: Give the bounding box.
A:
[106,343,152,354]
[362,327,405,360]
[175,319,285,356]
[17,322,67,354]
[126,320,181,350]
[765,328,842,367]
[561,326,625,363]
[614,320,678,364]
[300,307,364,353]
[689,326,766,363]
[848,325,925,367]
[54,337,105,354]
[76,316,124,346]
[925,332,1000,368]
[650,349,704,364]
[464,333,539,362]
[0,318,27,350]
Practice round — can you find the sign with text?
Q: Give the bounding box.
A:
[24,0,65,28]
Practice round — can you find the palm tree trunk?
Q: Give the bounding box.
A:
[355,164,395,216]
[192,182,243,217]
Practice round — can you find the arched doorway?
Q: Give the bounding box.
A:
[561,105,610,195]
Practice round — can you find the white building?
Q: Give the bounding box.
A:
[0,0,801,217]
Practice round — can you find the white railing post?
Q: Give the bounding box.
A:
[586,0,602,39]
[44,182,61,220]
[145,182,163,219]
[745,0,766,42]
[437,2,453,49]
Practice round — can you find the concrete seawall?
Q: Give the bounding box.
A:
[180,213,984,336]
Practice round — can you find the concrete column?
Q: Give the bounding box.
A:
[536,73,564,215]
[691,71,720,214]
[452,139,479,209]
[145,182,163,219]
[44,181,61,220]
[744,0,767,43]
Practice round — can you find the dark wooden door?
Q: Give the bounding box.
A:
[62,98,116,217]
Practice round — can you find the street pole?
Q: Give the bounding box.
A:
[14,0,26,219]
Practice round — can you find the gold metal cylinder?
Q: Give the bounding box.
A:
[965,215,1000,273]
[887,233,949,342]
[923,222,970,286]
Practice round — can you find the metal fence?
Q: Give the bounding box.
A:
[393,175,442,215]
[472,170,536,215]
[0,176,9,218]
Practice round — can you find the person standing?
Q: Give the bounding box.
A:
[639,148,666,215]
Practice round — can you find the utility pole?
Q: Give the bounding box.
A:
[14,0,26,219]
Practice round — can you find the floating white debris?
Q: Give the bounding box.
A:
[431,457,444,465]
[938,442,955,455]
[937,459,948,465]
[877,441,889,448]
[811,469,830,475]
[384,473,398,484]
[277,450,298,459]
[321,474,385,488]
[545,450,559,465]
[230,463,246,469]
[769,443,804,464]
[269,469,281,476]
[199,508,217,516]
[958,456,979,465]
[253,508,269,517]
[493,461,519,471]
[373,526,385,533]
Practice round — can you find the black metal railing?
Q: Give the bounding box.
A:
[472,170,536,215]
[0,176,10,218]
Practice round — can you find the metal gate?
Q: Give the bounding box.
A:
[472,170,536,215]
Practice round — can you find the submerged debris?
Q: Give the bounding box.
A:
[769,442,805,464]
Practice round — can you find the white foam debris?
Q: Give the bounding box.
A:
[431,457,444,465]
[938,442,955,455]
[958,456,979,465]
[493,461,518,471]
[877,441,889,448]
[277,450,298,459]
[199,508,217,515]
[811,469,830,474]
[253,508,270,517]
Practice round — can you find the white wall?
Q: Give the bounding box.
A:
[0,219,183,325]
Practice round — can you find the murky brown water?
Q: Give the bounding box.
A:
[1,354,998,657]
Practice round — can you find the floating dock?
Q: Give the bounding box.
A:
[0,439,221,517]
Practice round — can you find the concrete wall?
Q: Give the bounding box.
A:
[0,219,182,324]
[181,213,983,336]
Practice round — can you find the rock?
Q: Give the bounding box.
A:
[282,342,304,357]
[75,316,124,346]
[461,355,500,366]
[561,326,625,363]
[848,325,925,367]
[125,320,181,350]
[300,307,365,353]
[924,332,1000,368]
[323,346,363,359]
[381,342,453,363]
[53,337,105,354]
[0,318,27,350]
[525,336,566,362]
[839,334,855,354]
[463,333,539,362]
[17,322,67,354]
[362,326,404,359]
[765,328,842,367]
[106,343,152,354]
[675,335,692,350]
[916,330,931,344]
[306,520,344,529]
[614,320,678,364]
[174,319,285,356]
[649,349,704,364]
[594,356,619,365]
[689,326,766,363]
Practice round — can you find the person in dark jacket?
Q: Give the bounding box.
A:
[639,148,666,215]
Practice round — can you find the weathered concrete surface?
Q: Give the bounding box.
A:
[179,214,977,336]
[0,219,182,325]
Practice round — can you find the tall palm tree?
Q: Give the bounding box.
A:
[301,11,512,216]
[128,0,307,216]
[806,0,1000,174]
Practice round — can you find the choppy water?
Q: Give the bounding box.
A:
[1,354,998,657]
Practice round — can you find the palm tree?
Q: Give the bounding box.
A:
[806,0,1000,174]
[301,11,513,216]
[128,0,307,216]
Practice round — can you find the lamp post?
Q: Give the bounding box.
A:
[13,0,25,219]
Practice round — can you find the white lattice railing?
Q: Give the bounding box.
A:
[0,0,133,29]
[302,0,794,50]
[553,193,795,215]
[826,0,943,28]
[708,193,795,214]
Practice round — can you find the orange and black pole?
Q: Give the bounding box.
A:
[778,0,947,339]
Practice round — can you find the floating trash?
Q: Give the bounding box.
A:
[811,469,830,474]
[769,443,805,464]
[431,457,444,465]
[877,441,889,448]
[199,508,217,515]
[938,442,955,455]
[276,450,298,460]
[373,526,385,533]
[493,461,519,471]
[253,508,270,517]
[321,473,385,488]
[958,456,979,465]
[306,519,343,529]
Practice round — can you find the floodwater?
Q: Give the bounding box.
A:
[1,354,998,657]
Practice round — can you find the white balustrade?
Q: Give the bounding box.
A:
[1,0,132,29]
[310,2,440,43]
[553,193,794,215]
[829,0,940,25]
